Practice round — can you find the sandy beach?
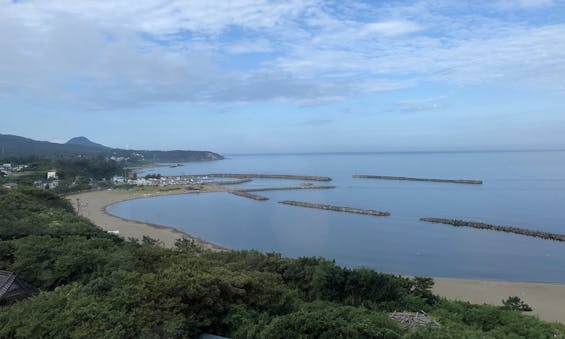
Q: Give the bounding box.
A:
[433,278,565,323]
[67,187,227,250]
[68,189,565,324]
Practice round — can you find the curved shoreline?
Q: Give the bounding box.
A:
[68,188,228,250]
[67,189,565,324]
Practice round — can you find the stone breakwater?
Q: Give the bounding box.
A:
[243,185,335,192]
[420,217,565,242]
[189,173,332,182]
[227,185,336,201]
[279,200,390,216]
[209,178,253,185]
[353,175,482,185]
[228,191,269,201]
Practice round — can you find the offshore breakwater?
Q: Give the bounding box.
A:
[420,217,565,242]
[229,191,269,201]
[353,175,482,185]
[189,173,332,182]
[280,200,390,216]
[228,185,336,201]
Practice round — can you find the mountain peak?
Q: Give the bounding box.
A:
[66,136,107,149]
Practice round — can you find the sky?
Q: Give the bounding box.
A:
[1,0,564,154]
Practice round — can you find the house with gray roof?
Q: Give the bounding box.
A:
[0,270,39,307]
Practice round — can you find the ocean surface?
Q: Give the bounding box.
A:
[107,151,565,282]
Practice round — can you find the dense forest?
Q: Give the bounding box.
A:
[0,188,563,338]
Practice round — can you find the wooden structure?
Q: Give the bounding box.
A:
[389,311,440,330]
[0,270,39,307]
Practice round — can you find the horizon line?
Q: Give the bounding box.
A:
[223,148,565,157]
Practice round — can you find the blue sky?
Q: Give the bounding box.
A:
[1,0,564,153]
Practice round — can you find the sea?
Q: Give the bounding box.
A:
[107,151,565,283]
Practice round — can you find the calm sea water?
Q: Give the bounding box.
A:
[108,151,565,282]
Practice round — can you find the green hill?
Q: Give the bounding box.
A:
[0,133,223,162]
[65,136,109,149]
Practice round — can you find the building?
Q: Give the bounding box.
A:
[47,170,57,180]
[0,270,39,308]
[112,176,126,184]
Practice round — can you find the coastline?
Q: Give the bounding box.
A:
[433,278,565,324]
[67,188,227,251]
[67,189,565,324]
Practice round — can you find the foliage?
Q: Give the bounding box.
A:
[259,302,402,338]
[0,188,564,338]
[502,296,533,312]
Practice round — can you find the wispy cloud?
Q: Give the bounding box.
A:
[392,96,447,113]
[0,0,564,109]
[496,0,558,9]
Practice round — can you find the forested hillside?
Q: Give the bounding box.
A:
[0,134,223,162]
[0,188,563,338]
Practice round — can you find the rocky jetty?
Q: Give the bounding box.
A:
[353,175,482,185]
[420,217,565,242]
[279,200,390,216]
[229,191,269,201]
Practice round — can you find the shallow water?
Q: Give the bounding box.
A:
[109,151,565,282]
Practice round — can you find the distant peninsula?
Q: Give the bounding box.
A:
[0,134,223,162]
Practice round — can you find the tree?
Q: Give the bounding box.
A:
[502,296,533,312]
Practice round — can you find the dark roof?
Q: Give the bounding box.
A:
[0,270,39,307]
[0,271,16,296]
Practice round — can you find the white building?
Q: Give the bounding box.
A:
[112,176,126,184]
[47,170,57,179]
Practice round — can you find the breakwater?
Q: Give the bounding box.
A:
[353,175,482,185]
[279,200,390,216]
[229,191,269,201]
[190,173,332,182]
[420,217,565,242]
[244,185,335,192]
[208,178,253,185]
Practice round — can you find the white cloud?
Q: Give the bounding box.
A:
[0,0,564,109]
[3,0,317,35]
[497,0,557,9]
[360,21,423,37]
